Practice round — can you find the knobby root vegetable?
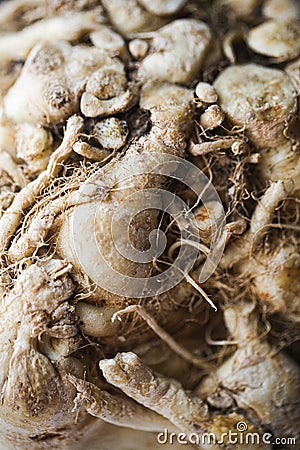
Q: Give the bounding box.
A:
[195,82,218,104]
[263,0,300,21]
[56,82,194,303]
[0,10,104,94]
[247,20,300,61]
[214,64,297,149]
[128,38,149,59]
[66,374,178,432]
[0,1,299,449]
[218,0,262,18]
[199,105,225,131]
[220,180,300,320]
[0,114,84,254]
[138,19,212,84]
[199,302,300,445]
[221,180,291,268]
[0,259,84,448]
[214,64,300,189]
[138,0,186,16]
[0,12,102,62]
[101,0,167,37]
[99,352,269,449]
[4,41,131,125]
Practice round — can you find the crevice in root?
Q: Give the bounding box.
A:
[112,305,213,371]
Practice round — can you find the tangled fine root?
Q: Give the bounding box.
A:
[0,1,299,449]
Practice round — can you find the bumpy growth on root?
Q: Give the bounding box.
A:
[0,1,299,449]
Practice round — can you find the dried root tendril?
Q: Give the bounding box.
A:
[0,115,83,256]
[221,179,291,268]
[112,305,213,370]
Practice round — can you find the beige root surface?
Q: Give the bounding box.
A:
[0,0,299,449]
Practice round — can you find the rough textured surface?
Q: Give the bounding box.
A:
[0,1,299,449]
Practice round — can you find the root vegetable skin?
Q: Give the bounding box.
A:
[214,64,297,149]
[199,105,225,130]
[129,38,149,59]
[99,352,269,450]
[4,42,123,125]
[263,0,300,21]
[56,82,194,303]
[219,0,262,20]
[195,82,218,104]
[80,63,138,118]
[73,141,111,161]
[138,0,186,16]
[7,191,78,261]
[16,124,54,174]
[199,302,300,443]
[90,27,128,60]
[241,245,300,320]
[67,374,177,432]
[100,352,210,432]
[221,180,290,268]
[138,19,212,84]
[0,260,83,442]
[286,58,300,91]
[247,20,300,61]
[0,8,104,97]
[0,151,26,188]
[219,0,262,18]
[0,1,299,449]
[0,11,103,61]
[75,302,120,338]
[0,114,84,254]
[101,0,167,37]
[220,179,300,320]
[94,118,128,150]
[214,64,299,187]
